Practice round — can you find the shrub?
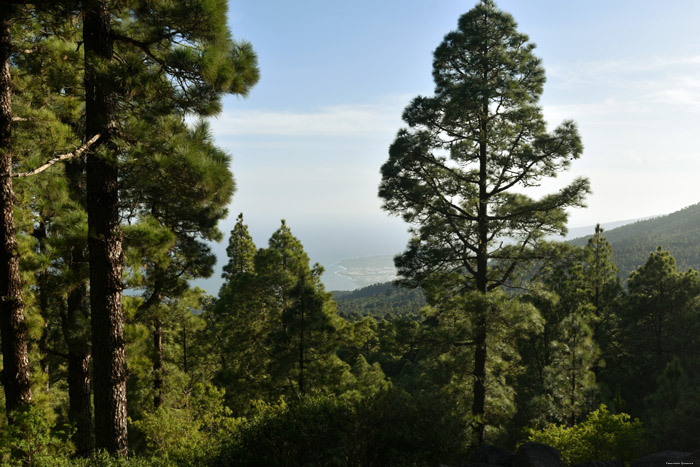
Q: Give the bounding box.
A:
[131,383,241,465]
[0,405,74,466]
[526,404,644,464]
[213,390,470,467]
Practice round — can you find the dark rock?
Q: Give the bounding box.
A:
[682,451,700,464]
[631,451,690,467]
[574,461,624,467]
[469,445,515,467]
[515,442,565,467]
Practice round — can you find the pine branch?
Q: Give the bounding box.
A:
[12,134,100,178]
[44,348,69,360]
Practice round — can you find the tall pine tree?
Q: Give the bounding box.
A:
[378,0,589,444]
[0,1,33,419]
[80,0,258,453]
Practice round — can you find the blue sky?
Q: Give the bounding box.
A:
[200,0,700,290]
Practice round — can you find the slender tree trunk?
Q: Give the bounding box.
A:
[63,284,94,457]
[298,298,305,397]
[182,322,188,374]
[84,0,128,455]
[0,5,32,418]
[153,320,163,409]
[35,222,51,392]
[64,128,94,457]
[39,314,50,392]
[570,330,577,426]
[471,99,490,446]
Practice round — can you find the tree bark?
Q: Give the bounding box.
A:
[62,284,94,457]
[0,4,33,419]
[182,322,188,375]
[471,96,490,446]
[35,222,50,392]
[298,297,305,397]
[153,320,163,409]
[63,156,94,457]
[83,0,128,455]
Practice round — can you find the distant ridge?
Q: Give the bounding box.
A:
[332,282,425,319]
[570,202,700,279]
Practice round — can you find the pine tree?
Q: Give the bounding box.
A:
[212,220,349,407]
[614,248,700,414]
[0,2,33,419]
[1,2,89,420]
[378,0,589,444]
[209,214,270,411]
[80,0,259,453]
[122,116,234,410]
[544,312,599,425]
[10,10,95,452]
[257,221,347,399]
[222,213,257,281]
[582,225,621,347]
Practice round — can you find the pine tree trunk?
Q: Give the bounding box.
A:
[65,124,94,458]
[63,285,94,457]
[298,303,305,397]
[0,5,33,419]
[84,0,128,455]
[35,222,50,392]
[153,320,163,409]
[471,103,490,446]
[182,323,188,374]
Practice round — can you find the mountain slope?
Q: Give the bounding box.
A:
[570,203,700,279]
[332,282,425,319]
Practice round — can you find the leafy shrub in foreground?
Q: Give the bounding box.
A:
[0,405,73,466]
[212,390,470,467]
[526,405,644,464]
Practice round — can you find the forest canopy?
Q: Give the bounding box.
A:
[0,1,698,466]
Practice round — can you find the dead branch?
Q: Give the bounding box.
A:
[12,134,100,178]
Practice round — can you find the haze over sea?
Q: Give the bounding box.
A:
[192,0,700,295]
[193,216,649,294]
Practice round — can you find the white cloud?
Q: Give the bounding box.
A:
[543,53,700,124]
[548,54,700,88]
[210,102,406,137]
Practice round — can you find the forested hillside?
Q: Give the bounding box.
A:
[332,282,425,319]
[570,203,700,279]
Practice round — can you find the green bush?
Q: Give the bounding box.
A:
[526,405,644,464]
[131,383,241,465]
[0,405,74,466]
[48,450,171,467]
[212,390,470,467]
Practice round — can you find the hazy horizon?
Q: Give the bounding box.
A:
[194,0,700,294]
[193,211,663,294]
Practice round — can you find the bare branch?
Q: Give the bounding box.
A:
[13,134,100,178]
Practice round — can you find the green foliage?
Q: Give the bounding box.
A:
[0,405,74,466]
[642,358,700,450]
[209,218,361,410]
[570,203,700,280]
[408,290,543,445]
[542,312,599,425]
[214,391,469,467]
[131,383,240,465]
[526,405,644,464]
[49,451,170,467]
[12,1,700,463]
[378,0,589,442]
[332,282,426,320]
[610,248,700,415]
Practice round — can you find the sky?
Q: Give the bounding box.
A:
[199,0,700,291]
